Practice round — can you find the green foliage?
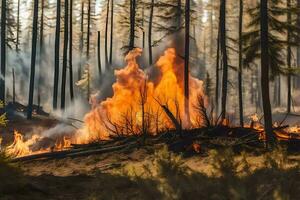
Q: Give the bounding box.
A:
[243,0,300,78]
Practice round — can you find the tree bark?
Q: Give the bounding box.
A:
[220,0,228,120]
[238,0,244,127]
[38,0,45,111]
[61,0,69,110]
[260,0,273,144]
[142,6,145,49]
[27,0,39,119]
[69,0,74,101]
[184,0,190,125]
[105,0,110,69]
[78,2,84,80]
[297,0,300,82]
[215,30,220,114]
[53,0,61,110]
[148,0,154,65]
[0,0,6,106]
[86,0,91,60]
[12,68,15,104]
[109,0,114,65]
[97,31,102,78]
[129,0,136,51]
[287,0,291,113]
[16,0,20,52]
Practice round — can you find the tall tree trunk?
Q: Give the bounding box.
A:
[12,68,15,104]
[184,0,190,125]
[209,1,214,56]
[287,0,291,113]
[53,0,61,109]
[148,0,154,65]
[38,0,45,111]
[129,0,136,51]
[215,32,220,114]
[69,0,74,101]
[0,0,6,106]
[105,0,110,69]
[27,0,39,119]
[86,0,91,60]
[109,0,114,65]
[97,31,102,78]
[61,0,69,110]
[16,0,20,52]
[297,0,300,81]
[260,0,273,144]
[78,2,84,80]
[238,0,244,126]
[220,0,228,120]
[142,6,145,49]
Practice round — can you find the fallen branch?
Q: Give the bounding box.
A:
[153,97,182,134]
[12,141,138,162]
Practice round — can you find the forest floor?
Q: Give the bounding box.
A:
[1,113,300,199]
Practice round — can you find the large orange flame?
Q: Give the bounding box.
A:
[5,48,206,157]
[75,48,205,143]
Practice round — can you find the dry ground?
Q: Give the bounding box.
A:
[1,117,300,200]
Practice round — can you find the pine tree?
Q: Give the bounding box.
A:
[53,0,61,109]
[61,0,69,110]
[243,0,300,116]
[0,0,6,107]
[238,0,244,127]
[27,0,39,119]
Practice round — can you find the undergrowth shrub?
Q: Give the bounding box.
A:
[125,146,300,200]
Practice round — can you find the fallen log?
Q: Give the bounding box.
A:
[12,141,138,162]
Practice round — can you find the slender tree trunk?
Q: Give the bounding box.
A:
[53,0,61,109]
[287,0,291,113]
[260,0,273,144]
[109,0,114,65]
[148,0,154,65]
[129,0,136,51]
[297,0,300,77]
[61,0,69,110]
[220,0,228,120]
[27,0,39,119]
[142,6,145,49]
[0,0,6,106]
[12,68,15,104]
[238,0,244,126]
[38,0,45,111]
[209,1,214,56]
[184,0,190,125]
[278,76,281,106]
[78,2,84,80]
[86,0,91,60]
[69,0,74,101]
[97,31,102,78]
[16,0,20,52]
[105,0,110,69]
[215,32,220,114]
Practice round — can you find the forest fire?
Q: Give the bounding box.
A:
[75,48,205,143]
[5,130,72,157]
[6,48,206,157]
